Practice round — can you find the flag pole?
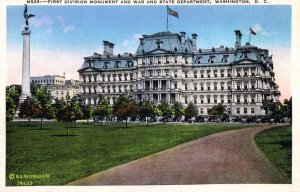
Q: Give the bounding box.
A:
[167,6,169,32]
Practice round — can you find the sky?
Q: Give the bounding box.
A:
[6,5,291,100]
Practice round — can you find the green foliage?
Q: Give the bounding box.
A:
[139,100,156,125]
[6,86,21,122]
[184,102,198,119]
[282,97,292,125]
[255,126,292,181]
[34,87,55,129]
[208,104,226,117]
[113,94,133,116]
[18,96,41,124]
[94,98,112,125]
[82,104,93,123]
[261,100,282,116]
[172,102,184,121]
[158,100,172,122]
[115,102,139,128]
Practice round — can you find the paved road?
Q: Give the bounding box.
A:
[68,125,289,185]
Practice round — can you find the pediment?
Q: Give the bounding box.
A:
[145,48,173,55]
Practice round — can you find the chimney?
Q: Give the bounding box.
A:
[180,32,186,44]
[103,41,110,55]
[191,33,198,50]
[234,30,242,48]
[109,42,114,55]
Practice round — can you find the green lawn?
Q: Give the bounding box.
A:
[7,121,254,185]
[255,125,292,180]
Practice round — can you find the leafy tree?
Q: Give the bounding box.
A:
[261,99,282,116]
[158,100,172,123]
[208,104,226,117]
[34,87,55,129]
[82,104,93,123]
[115,102,139,128]
[184,103,198,120]
[18,96,41,125]
[172,102,184,121]
[113,94,132,115]
[283,97,292,125]
[94,98,112,126]
[139,100,156,126]
[6,86,21,122]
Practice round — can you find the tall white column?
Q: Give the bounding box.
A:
[19,30,31,103]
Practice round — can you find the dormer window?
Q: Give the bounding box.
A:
[114,61,121,68]
[241,50,249,59]
[222,55,229,63]
[195,56,202,64]
[155,39,163,49]
[88,60,92,67]
[126,60,133,68]
[174,47,178,52]
[208,56,215,63]
[103,62,109,68]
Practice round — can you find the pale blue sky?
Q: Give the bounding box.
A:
[7,5,291,53]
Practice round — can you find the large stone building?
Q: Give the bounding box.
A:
[78,30,280,116]
[30,75,79,100]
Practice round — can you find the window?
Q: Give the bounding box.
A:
[149,70,153,77]
[207,85,211,90]
[251,83,255,90]
[221,70,225,77]
[157,71,161,76]
[221,83,224,90]
[118,74,122,80]
[207,70,211,78]
[200,71,204,78]
[185,72,188,78]
[244,69,248,77]
[130,74,134,80]
[244,108,248,114]
[244,96,248,103]
[174,83,177,89]
[228,83,232,90]
[142,72,145,77]
[221,96,224,103]
[201,84,204,90]
[207,98,211,103]
[251,97,255,103]
[157,57,161,64]
[200,108,203,114]
[214,83,218,90]
[149,58,153,64]
[104,62,109,68]
[124,74,128,80]
[194,84,197,90]
[214,70,218,77]
[113,74,116,81]
[142,59,145,65]
[237,69,241,77]
[228,95,232,103]
[174,71,178,77]
[237,108,240,114]
[208,56,215,63]
[185,97,188,104]
[214,96,217,103]
[165,69,170,76]
[114,61,121,68]
[185,84,188,90]
[174,57,178,63]
[244,84,248,90]
[227,69,232,77]
[227,108,231,114]
[194,96,197,104]
[251,68,256,76]
[237,95,240,103]
[251,108,255,114]
[165,57,169,64]
[185,58,188,64]
[200,97,204,103]
[194,71,197,78]
[237,84,241,90]
[222,55,229,63]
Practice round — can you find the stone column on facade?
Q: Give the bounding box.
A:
[19,29,32,103]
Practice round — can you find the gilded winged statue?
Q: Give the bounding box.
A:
[24,4,35,30]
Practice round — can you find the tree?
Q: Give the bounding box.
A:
[208,104,226,117]
[158,100,172,123]
[34,87,55,129]
[18,96,41,125]
[283,97,292,125]
[139,100,156,126]
[115,101,139,128]
[6,85,21,122]
[184,103,198,120]
[93,98,112,126]
[172,102,184,121]
[261,99,282,116]
[82,104,93,123]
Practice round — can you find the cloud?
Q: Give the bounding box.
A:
[30,15,53,28]
[251,24,269,36]
[63,25,75,33]
[115,34,142,54]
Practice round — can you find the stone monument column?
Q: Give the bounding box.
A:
[19,4,35,103]
[19,29,31,102]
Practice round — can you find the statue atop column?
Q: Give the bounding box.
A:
[23,4,35,30]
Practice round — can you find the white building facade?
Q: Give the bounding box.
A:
[78,31,280,117]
